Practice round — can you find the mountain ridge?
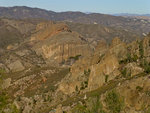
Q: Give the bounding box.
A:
[0,6,150,36]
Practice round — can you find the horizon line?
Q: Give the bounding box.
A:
[0,5,150,15]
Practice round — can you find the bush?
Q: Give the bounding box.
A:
[80,81,88,90]
[121,68,131,78]
[69,55,81,61]
[10,104,20,113]
[140,59,150,74]
[121,68,127,77]
[72,103,87,113]
[72,96,105,113]
[136,86,143,92]
[0,69,5,84]
[132,54,138,62]
[119,53,138,64]
[0,92,8,111]
[84,69,91,76]
[49,85,57,92]
[145,107,150,113]
[105,75,109,83]
[139,41,144,58]
[88,96,105,113]
[105,90,124,113]
[145,91,150,97]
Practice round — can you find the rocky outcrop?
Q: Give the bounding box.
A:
[7,60,25,72]
[88,53,120,91]
[125,62,144,77]
[33,32,92,64]
[31,21,70,41]
[91,39,108,65]
[109,37,127,61]
[143,37,150,57]
[59,79,81,95]
[127,39,141,58]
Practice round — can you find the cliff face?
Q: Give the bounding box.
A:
[88,53,120,90]
[31,22,92,64]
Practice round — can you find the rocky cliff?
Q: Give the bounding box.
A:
[31,22,92,64]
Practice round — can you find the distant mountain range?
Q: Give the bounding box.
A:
[0,6,150,35]
[114,13,150,17]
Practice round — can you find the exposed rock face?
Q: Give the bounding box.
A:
[125,62,144,77]
[31,21,70,41]
[7,60,25,72]
[88,53,120,91]
[30,21,93,64]
[58,56,92,95]
[109,37,127,61]
[33,32,92,64]
[91,40,108,65]
[59,79,81,95]
[127,39,141,58]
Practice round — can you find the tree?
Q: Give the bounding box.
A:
[105,90,124,113]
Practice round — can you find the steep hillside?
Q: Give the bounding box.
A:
[1,32,150,112]
[0,18,36,49]
[67,22,139,43]
[0,16,150,113]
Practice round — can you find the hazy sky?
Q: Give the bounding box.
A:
[0,0,149,14]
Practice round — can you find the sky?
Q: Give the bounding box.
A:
[0,0,149,14]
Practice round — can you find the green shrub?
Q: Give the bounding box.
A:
[139,40,144,58]
[145,106,150,113]
[75,86,79,92]
[69,55,81,61]
[80,81,88,90]
[72,104,87,113]
[132,54,138,62]
[121,68,131,78]
[121,68,127,77]
[72,96,105,113]
[0,92,8,111]
[10,104,20,113]
[140,59,150,74]
[105,75,109,83]
[88,96,105,113]
[0,69,5,84]
[126,53,132,62]
[119,54,138,64]
[105,90,124,113]
[136,86,143,92]
[145,91,150,97]
[84,69,91,76]
[49,85,57,92]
